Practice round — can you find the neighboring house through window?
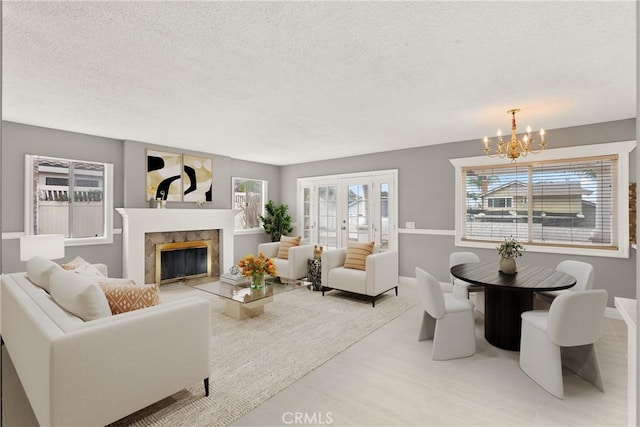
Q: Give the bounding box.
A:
[25,155,114,246]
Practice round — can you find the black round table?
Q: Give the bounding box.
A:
[450,262,576,351]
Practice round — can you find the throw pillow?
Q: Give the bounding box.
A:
[276,236,301,259]
[343,241,375,271]
[49,270,112,321]
[62,256,106,278]
[97,280,159,315]
[26,256,63,292]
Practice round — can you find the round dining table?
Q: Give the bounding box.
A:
[450,262,576,351]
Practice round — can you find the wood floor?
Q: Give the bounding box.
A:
[232,282,628,427]
[1,282,628,426]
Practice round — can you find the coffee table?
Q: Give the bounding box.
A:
[192,276,311,320]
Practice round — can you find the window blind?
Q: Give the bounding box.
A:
[462,155,618,249]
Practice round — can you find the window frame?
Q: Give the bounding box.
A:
[24,154,114,246]
[231,176,268,234]
[449,140,636,258]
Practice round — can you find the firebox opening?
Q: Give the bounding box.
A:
[155,240,212,284]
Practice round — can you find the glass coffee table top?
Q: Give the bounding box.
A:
[192,276,311,304]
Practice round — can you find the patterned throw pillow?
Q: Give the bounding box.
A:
[344,241,375,271]
[97,279,159,315]
[276,236,301,259]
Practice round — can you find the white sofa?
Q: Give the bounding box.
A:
[258,241,314,280]
[1,263,211,427]
[321,248,399,307]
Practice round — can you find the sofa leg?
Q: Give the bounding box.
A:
[204,378,209,397]
[372,296,376,308]
[395,286,398,296]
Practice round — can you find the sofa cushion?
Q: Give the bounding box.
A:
[277,236,301,259]
[97,279,159,315]
[26,256,63,292]
[49,270,112,321]
[344,241,375,270]
[62,256,106,278]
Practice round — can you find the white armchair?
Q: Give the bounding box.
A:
[258,241,314,280]
[320,247,398,307]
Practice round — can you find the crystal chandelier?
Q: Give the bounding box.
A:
[483,108,547,161]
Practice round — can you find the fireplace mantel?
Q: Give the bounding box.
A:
[116,208,234,285]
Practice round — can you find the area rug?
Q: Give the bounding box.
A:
[110,285,417,427]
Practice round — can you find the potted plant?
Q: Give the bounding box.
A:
[259,200,293,242]
[497,236,524,274]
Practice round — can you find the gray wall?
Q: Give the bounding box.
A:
[2,122,280,275]
[280,118,637,305]
[1,122,125,275]
[2,118,636,304]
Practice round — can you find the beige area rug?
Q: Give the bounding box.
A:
[111,285,417,427]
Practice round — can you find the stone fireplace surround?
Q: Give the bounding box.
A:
[116,208,234,286]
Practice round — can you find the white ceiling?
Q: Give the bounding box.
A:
[2,1,636,166]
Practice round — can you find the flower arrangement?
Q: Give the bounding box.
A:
[238,252,278,288]
[497,236,524,258]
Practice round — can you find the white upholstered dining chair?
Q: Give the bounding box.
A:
[450,251,484,313]
[416,267,476,360]
[534,260,594,309]
[520,289,607,399]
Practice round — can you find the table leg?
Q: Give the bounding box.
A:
[484,287,533,351]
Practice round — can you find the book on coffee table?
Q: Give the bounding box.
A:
[220,273,249,285]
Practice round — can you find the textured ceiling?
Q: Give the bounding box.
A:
[2,1,636,165]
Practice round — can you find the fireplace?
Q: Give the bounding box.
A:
[145,229,220,284]
[156,240,212,284]
[116,208,235,286]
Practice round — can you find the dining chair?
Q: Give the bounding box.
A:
[534,260,594,309]
[520,289,608,399]
[449,252,484,313]
[415,267,476,360]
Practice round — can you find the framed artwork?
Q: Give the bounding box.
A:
[146,150,182,202]
[182,154,213,202]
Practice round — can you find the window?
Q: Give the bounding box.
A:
[232,177,267,231]
[25,155,114,246]
[450,141,635,258]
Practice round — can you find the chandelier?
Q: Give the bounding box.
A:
[482,108,547,161]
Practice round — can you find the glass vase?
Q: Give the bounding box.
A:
[250,273,265,289]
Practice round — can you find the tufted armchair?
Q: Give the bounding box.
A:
[320,246,398,307]
[258,241,314,280]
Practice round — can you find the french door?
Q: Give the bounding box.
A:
[298,170,397,251]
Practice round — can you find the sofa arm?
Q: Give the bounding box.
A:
[321,248,347,287]
[288,244,314,279]
[258,241,280,258]
[49,297,211,426]
[366,250,399,296]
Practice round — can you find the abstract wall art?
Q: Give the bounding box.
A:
[182,154,213,202]
[146,150,183,202]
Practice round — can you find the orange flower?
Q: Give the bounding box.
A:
[238,252,279,278]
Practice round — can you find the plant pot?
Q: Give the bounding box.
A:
[500,256,517,274]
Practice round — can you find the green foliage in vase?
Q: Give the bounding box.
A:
[497,236,524,258]
[259,200,293,242]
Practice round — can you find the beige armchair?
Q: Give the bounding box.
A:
[321,247,398,307]
[258,241,314,280]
